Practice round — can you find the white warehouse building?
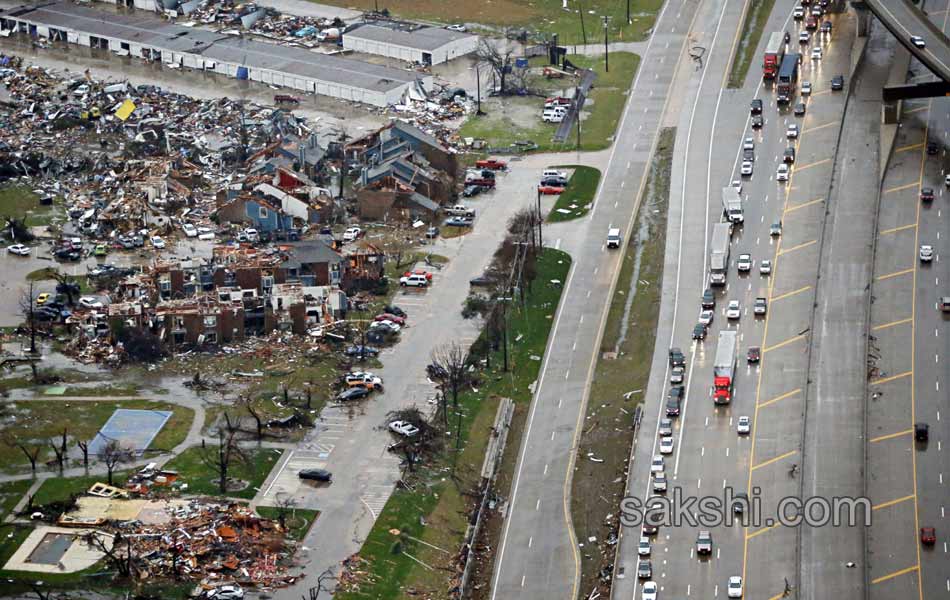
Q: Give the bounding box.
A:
[343,23,477,66]
[0,1,432,107]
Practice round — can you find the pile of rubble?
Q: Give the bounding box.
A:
[181,0,346,47]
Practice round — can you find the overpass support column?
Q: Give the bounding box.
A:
[850,1,871,37]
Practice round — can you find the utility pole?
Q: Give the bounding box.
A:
[536,188,543,248]
[575,100,582,150]
[577,0,587,46]
[475,64,484,115]
[626,0,631,25]
[602,15,610,72]
[496,296,512,371]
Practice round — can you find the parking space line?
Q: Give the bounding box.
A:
[883,181,921,194]
[785,197,824,213]
[802,121,839,134]
[875,267,915,281]
[745,522,781,540]
[872,494,916,511]
[872,317,913,331]
[895,142,925,153]
[870,370,913,386]
[869,429,914,443]
[770,286,812,303]
[871,565,919,585]
[763,334,806,354]
[758,388,801,409]
[879,223,917,235]
[777,239,816,256]
[751,449,797,471]
[793,158,832,172]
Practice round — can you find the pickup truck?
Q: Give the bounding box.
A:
[476,159,507,170]
[445,204,476,217]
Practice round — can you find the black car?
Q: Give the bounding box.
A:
[345,345,380,358]
[463,185,482,198]
[298,468,332,482]
[747,346,761,363]
[384,305,407,318]
[425,226,440,239]
[668,347,685,368]
[692,323,707,340]
[743,148,755,162]
[54,248,81,261]
[365,330,392,344]
[540,176,569,187]
[469,274,494,286]
[915,422,929,442]
[783,147,796,163]
[702,288,716,309]
[336,387,371,402]
[733,492,749,514]
[821,20,832,33]
[34,307,61,322]
[750,98,763,115]
[831,75,844,90]
[793,102,806,116]
[927,142,939,156]
[637,559,652,579]
[666,397,681,417]
[751,114,764,129]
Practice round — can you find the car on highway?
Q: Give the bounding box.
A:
[699,309,714,325]
[692,322,707,340]
[811,46,822,60]
[754,297,768,315]
[811,5,822,16]
[751,114,764,129]
[747,346,761,363]
[750,98,763,114]
[670,365,685,384]
[737,253,753,272]
[787,123,799,138]
[784,147,796,163]
[771,221,783,236]
[805,15,818,29]
[920,245,934,263]
[921,187,934,202]
[78,296,104,310]
[666,395,681,417]
[669,347,686,368]
[743,137,754,151]
[637,559,652,579]
[651,455,664,474]
[733,492,749,514]
[6,243,30,256]
[799,31,810,43]
[388,420,420,437]
[298,469,332,483]
[642,581,658,600]
[760,259,772,275]
[777,163,790,181]
[945,174,950,187]
[737,415,751,434]
[659,436,674,454]
[916,422,929,441]
[336,387,371,402]
[941,296,950,312]
[831,75,844,90]
[741,160,753,176]
[642,522,658,536]
[802,81,812,95]
[728,575,744,598]
[920,526,936,545]
[928,142,940,155]
[653,472,667,493]
[821,20,832,33]
[727,300,741,319]
[911,36,926,49]
[150,236,166,249]
[696,530,713,555]
[638,537,652,556]
[793,5,804,19]
[659,418,673,437]
[794,102,806,117]
[702,288,716,308]
[743,147,755,162]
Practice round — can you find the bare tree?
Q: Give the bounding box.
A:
[19,281,39,355]
[77,439,90,469]
[10,440,42,475]
[82,531,136,579]
[273,492,298,529]
[430,342,471,410]
[386,234,415,271]
[477,38,519,96]
[98,439,129,486]
[239,395,265,441]
[301,567,338,600]
[48,427,68,471]
[200,419,249,494]
[52,270,80,306]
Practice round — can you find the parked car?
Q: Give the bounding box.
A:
[204,584,246,600]
[384,305,407,318]
[344,372,383,390]
[150,236,166,249]
[463,185,482,197]
[375,313,406,325]
[182,223,198,237]
[6,244,30,256]
[370,319,402,333]
[345,345,380,358]
[538,185,565,195]
[78,296,104,310]
[445,216,474,227]
[298,469,332,482]
[389,420,420,437]
[336,387,371,402]
[425,226,440,239]
[343,226,362,242]
[399,274,430,287]
[35,292,51,305]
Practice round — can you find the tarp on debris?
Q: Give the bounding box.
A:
[115,99,136,121]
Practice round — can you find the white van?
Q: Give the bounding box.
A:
[542,106,567,123]
[606,228,622,249]
[543,169,567,179]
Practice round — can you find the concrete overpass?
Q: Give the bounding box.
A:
[857,0,950,82]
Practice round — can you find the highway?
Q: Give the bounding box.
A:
[864,0,950,83]
[614,1,864,598]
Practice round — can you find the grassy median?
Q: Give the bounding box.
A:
[548,165,602,222]
[570,127,673,598]
[728,0,777,89]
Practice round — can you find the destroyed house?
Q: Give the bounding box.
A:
[155,298,245,348]
[215,193,295,233]
[359,153,452,205]
[357,177,438,222]
[280,240,344,287]
[349,121,458,182]
[341,243,386,292]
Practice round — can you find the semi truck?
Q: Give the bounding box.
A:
[721,186,744,224]
[776,53,800,104]
[762,32,786,80]
[708,222,732,286]
[713,330,738,404]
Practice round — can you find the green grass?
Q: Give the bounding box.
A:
[57,383,141,397]
[163,446,281,500]
[458,52,640,153]
[335,249,572,600]
[0,185,55,228]
[728,0,777,89]
[33,470,133,506]
[547,166,602,222]
[571,127,673,596]
[0,480,33,520]
[0,400,193,474]
[255,506,319,541]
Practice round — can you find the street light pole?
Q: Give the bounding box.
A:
[497,296,512,372]
[536,188,542,247]
[475,64,484,115]
[602,15,610,72]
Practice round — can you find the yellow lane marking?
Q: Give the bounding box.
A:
[785,197,824,213]
[871,565,919,585]
[770,286,812,302]
[763,334,806,353]
[758,388,801,409]
[746,522,782,540]
[872,494,916,511]
[879,223,917,235]
[751,449,797,471]
[802,121,839,134]
[777,239,817,256]
[883,181,921,194]
[872,318,913,331]
[869,429,914,443]
[793,158,832,172]
[905,105,928,114]
[895,142,924,153]
[870,370,913,386]
[875,267,914,281]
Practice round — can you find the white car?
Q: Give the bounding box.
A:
[811,46,822,60]
[182,223,198,237]
[911,36,926,49]
[793,6,805,19]
[150,236,166,249]
[728,575,743,598]
[801,81,812,95]
[642,581,658,600]
[737,253,753,272]
[6,244,30,256]
[638,536,652,556]
[920,244,934,262]
[370,319,402,332]
[743,137,754,151]
[799,31,810,43]
[759,259,772,275]
[741,160,753,176]
[388,420,420,437]
[78,296,103,310]
[727,300,741,319]
[811,5,822,16]
[659,436,674,454]
[205,584,245,600]
[653,471,668,493]
[787,124,800,138]
[737,415,751,434]
[343,226,362,242]
[198,231,216,241]
[731,179,743,194]
[345,371,383,389]
[446,23,467,32]
[651,455,664,474]
[777,163,790,181]
[699,309,714,325]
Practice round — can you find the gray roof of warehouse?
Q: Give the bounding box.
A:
[3,1,421,92]
[345,23,473,51]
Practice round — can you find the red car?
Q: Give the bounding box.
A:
[402,269,433,281]
[805,15,817,29]
[475,159,507,170]
[747,347,761,363]
[920,187,934,202]
[374,313,406,326]
[538,185,565,195]
[921,527,936,545]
